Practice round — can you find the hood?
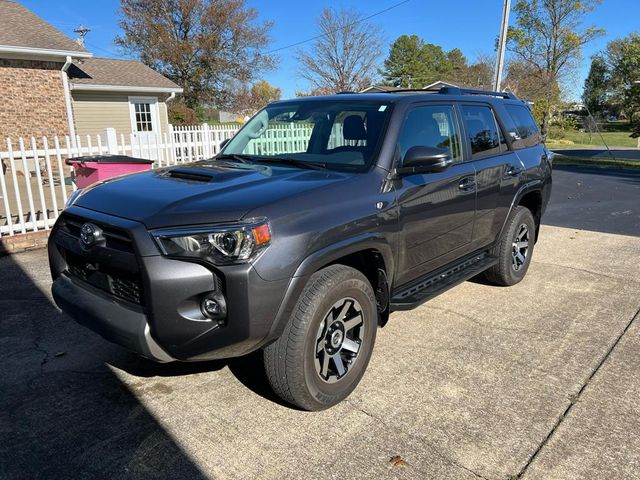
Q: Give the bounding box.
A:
[74,161,354,229]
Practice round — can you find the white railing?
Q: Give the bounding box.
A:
[0,123,241,238]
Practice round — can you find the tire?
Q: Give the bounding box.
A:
[484,205,536,286]
[264,264,377,411]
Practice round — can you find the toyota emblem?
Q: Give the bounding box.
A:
[80,223,104,247]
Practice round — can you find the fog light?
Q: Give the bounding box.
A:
[200,291,227,322]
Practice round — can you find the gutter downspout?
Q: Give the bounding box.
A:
[60,56,77,148]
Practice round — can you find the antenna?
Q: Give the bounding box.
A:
[73,25,90,47]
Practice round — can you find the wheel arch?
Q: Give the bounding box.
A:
[266,235,394,342]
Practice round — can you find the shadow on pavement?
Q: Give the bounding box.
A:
[0,253,207,479]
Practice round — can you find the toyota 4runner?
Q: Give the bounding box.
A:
[49,87,552,410]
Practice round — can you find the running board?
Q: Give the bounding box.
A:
[390,251,497,311]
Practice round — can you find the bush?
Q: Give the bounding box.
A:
[168,102,197,125]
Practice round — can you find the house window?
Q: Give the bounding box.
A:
[134,102,153,131]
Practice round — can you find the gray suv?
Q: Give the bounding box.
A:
[49,87,552,410]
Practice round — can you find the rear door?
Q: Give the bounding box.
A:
[459,103,524,249]
[394,103,477,287]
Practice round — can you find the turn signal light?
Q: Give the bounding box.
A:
[252,223,271,245]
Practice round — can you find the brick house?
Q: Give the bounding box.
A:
[0,1,182,142]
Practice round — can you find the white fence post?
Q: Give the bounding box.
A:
[104,128,119,155]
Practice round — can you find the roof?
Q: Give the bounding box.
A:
[68,57,182,93]
[0,1,90,57]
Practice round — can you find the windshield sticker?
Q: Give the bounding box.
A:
[378,105,387,112]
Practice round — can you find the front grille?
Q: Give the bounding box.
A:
[66,252,144,305]
[56,212,145,306]
[61,214,135,253]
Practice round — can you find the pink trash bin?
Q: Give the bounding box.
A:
[66,155,154,189]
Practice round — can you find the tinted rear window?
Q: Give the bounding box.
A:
[504,104,541,148]
[461,105,507,158]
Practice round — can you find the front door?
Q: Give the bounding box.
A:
[129,96,161,160]
[394,104,477,287]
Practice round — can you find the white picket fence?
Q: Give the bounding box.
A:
[0,123,240,238]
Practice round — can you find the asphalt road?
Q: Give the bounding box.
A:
[1,166,640,479]
[554,148,640,160]
[545,166,640,237]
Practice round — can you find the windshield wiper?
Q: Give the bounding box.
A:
[248,156,328,171]
[214,153,255,164]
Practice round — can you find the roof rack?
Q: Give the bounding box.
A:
[438,86,519,100]
[366,86,520,100]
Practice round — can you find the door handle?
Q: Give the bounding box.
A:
[505,164,524,177]
[458,177,476,191]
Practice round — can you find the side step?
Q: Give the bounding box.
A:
[390,251,497,311]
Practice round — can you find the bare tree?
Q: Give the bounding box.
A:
[116,0,276,110]
[296,7,383,93]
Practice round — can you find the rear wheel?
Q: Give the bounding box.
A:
[484,205,536,286]
[264,265,377,410]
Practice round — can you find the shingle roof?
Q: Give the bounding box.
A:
[0,1,88,53]
[68,57,182,91]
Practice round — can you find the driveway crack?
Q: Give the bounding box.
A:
[515,305,640,478]
[33,341,49,375]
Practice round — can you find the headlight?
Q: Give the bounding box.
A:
[151,219,271,265]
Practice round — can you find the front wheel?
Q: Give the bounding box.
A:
[264,265,377,411]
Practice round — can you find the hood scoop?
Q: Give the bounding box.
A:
[165,168,214,183]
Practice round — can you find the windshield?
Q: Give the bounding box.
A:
[221,100,392,171]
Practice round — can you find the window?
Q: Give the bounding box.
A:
[461,105,507,158]
[398,105,462,161]
[504,104,541,148]
[134,102,153,131]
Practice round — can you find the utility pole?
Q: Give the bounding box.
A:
[493,0,511,91]
[74,25,90,48]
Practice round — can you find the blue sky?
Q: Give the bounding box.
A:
[22,0,640,100]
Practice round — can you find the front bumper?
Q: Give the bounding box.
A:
[49,206,295,362]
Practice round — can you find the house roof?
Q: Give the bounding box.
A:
[68,58,182,93]
[0,1,90,57]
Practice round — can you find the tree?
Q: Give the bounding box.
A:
[116,0,275,110]
[582,55,609,117]
[507,0,605,135]
[234,80,281,115]
[605,33,640,137]
[453,53,494,89]
[296,7,383,93]
[504,59,559,101]
[381,35,451,88]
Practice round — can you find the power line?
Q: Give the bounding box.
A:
[265,0,411,54]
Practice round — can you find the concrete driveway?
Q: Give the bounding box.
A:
[2,167,640,479]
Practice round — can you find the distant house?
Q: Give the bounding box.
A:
[0,1,182,141]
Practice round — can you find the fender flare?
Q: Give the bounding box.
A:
[264,233,395,342]
[497,180,544,241]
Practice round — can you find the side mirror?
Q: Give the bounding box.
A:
[396,146,452,175]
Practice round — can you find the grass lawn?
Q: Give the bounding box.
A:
[546,121,639,150]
